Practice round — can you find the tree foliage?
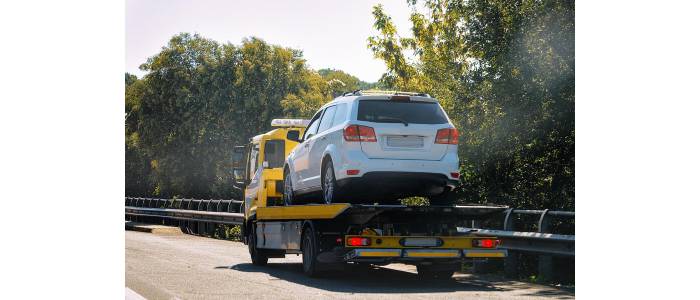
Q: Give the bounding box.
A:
[368,0,574,210]
[125,33,368,198]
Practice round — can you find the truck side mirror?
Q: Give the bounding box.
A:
[287,130,301,143]
[233,168,246,186]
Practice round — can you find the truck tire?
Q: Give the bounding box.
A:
[321,161,339,204]
[302,227,320,277]
[417,265,455,280]
[248,224,268,266]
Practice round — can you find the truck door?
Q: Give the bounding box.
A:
[244,143,261,213]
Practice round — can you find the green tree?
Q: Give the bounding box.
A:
[126,33,370,198]
[368,1,574,210]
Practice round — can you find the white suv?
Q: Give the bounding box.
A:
[283,91,460,205]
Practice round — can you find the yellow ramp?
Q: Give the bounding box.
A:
[256,203,351,220]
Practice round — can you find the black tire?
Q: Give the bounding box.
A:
[321,160,339,204]
[248,224,268,266]
[283,167,295,206]
[417,265,454,280]
[429,188,457,206]
[301,227,320,277]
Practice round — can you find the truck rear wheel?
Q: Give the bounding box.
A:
[248,224,268,266]
[302,227,320,277]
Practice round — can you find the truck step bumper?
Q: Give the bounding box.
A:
[344,248,507,261]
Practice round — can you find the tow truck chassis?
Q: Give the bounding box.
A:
[245,203,508,277]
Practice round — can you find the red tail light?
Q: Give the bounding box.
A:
[347,237,371,246]
[435,128,458,145]
[344,125,377,142]
[472,239,499,248]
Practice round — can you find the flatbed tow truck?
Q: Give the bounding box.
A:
[234,119,508,279]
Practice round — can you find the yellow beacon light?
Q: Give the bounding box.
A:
[270,119,310,128]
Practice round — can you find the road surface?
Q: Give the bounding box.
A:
[126,230,574,299]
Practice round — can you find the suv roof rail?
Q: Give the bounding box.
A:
[341,90,431,98]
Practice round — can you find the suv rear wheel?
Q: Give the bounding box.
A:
[322,161,339,204]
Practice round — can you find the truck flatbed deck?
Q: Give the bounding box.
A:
[256,203,508,224]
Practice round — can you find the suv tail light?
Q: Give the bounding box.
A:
[472,239,499,248]
[435,128,458,145]
[344,125,377,142]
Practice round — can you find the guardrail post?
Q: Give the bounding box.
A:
[502,208,518,278]
[537,209,553,282]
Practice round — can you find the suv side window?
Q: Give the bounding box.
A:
[332,103,347,127]
[303,109,323,140]
[317,105,337,133]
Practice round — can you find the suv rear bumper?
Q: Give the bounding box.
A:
[336,150,459,181]
[336,172,459,199]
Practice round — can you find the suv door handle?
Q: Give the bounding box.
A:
[320,136,326,141]
[304,143,310,148]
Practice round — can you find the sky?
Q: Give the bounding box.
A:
[126,0,415,82]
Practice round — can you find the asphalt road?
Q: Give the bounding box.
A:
[126,230,574,299]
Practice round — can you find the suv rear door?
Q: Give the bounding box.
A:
[307,105,337,189]
[354,99,452,160]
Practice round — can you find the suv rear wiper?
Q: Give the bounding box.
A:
[378,116,409,126]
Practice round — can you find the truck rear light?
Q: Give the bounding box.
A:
[344,125,377,142]
[450,172,460,179]
[346,237,371,246]
[472,239,499,248]
[346,169,360,175]
[435,128,458,145]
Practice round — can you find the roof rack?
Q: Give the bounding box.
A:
[341,90,431,98]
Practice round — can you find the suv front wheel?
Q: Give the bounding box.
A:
[283,168,295,206]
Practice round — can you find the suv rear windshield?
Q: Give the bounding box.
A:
[357,100,448,124]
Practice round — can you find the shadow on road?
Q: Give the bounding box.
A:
[217,262,513,294]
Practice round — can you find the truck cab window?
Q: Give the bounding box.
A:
[264,140,285,168]
[247,144,259,181]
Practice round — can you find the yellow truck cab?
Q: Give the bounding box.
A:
[232,119,309,219]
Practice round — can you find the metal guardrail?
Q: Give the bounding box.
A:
[124,197,574,256]
[124,198,245,235]
[470,208,575,256]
